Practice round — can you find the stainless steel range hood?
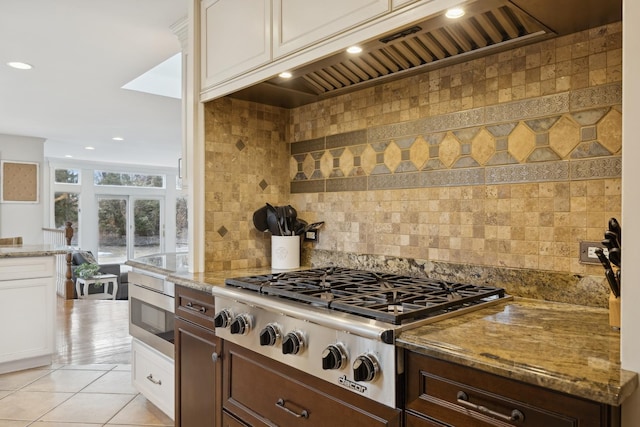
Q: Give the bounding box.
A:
[229,0,621,109]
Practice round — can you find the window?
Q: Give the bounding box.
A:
[94,171,164,188]
[55,169,79,184]
[54,192,79,245]
[176,196,188,252]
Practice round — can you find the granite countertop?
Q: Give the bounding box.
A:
[397,297,638,406]
[152,266,638,407]
[0,244,67,258]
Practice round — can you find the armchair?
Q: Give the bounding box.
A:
[71,251,129,299]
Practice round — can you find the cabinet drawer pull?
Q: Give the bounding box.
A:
[185,301,206,313]
[456,391,524,423]
[146,374,162,385]
[275,398,309,419]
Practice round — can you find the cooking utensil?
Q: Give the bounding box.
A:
[604,230,620,249]
[293,219,307,235]
[609,247,621,267]
[278,206,289,235]
[253,205,269,232]
[266,203,283,236]
[595,248,620,297]
[608,218,621,244]
[286,205,297,235]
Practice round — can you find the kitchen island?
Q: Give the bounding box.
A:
[166,269,637,426]
[0,245,66,374]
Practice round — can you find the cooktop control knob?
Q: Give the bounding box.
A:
[259,323,281,346]
[321,344,347,370]
[353,354,379,382]
[213,309,233,328]
[229,314,252,335]
[282,331,304,355]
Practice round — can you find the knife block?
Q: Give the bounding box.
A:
[609,293,620,329]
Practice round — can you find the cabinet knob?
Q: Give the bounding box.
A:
[211,352,220,363]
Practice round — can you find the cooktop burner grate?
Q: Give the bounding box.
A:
[225,267,506,324]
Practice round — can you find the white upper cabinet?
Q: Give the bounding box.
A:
[273,0,390,59]
[201,0,272,90]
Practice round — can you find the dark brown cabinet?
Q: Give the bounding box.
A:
[175,285,222,427]
[222,341,402,427]
[405,352,620,427]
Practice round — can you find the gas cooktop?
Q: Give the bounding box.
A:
[225,267,507,325]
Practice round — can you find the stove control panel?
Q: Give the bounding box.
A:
[229,313,252,335]
[259,323,281,346]
[322,343,347,370]
[213,308,233,328]
[353,353,379,382]
[213,295,397,408]
[282,330,305,355]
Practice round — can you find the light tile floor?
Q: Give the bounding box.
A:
[0,364,173,426]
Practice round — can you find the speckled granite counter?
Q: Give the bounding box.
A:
[397,297,638,406]
[0,244,67,257]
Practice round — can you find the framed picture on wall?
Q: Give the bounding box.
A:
[1,160,39,203]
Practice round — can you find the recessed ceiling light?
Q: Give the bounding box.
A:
[445,7,465,19]
[65,155,73,158]
[85,146,95,150]
[346,46,362,54]
[112,137,124,141]
[7,61,33,70]
[279,71,292,78]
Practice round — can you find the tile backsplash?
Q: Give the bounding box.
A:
[204,23,622,307]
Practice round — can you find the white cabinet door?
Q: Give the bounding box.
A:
[0,270,54,367]
[132,339,175,419]
[201,0,272,90]
[273,0,390,59]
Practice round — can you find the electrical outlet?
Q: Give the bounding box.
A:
[579,241,609,264]
[304,230,319,242]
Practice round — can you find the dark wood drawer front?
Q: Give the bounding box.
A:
[406,411,450,427]
[175,285,215,329]
[223,411,248,427]
[406,353,613,427]
[224,342,401,427]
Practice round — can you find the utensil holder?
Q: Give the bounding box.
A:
[271,235,300,270]
[609,293,620,329]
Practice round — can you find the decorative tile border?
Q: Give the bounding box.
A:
[570,84,622,111]
[485,93,570,124]
[570,156,622,180]
[485,162,569,184]
[290,87,622,193]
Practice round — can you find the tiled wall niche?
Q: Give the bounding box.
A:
[204,23,622,306]
[203,97,289,271]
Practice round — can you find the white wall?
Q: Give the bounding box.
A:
[621,1,640,425]
[0,134,46,244]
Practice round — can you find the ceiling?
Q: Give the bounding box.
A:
[0,0,187,168]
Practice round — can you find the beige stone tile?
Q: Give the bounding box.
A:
[106,394,173,426]
[0,368,52,391]
[81,370,137,395]
[0,390,73,420]
[40,392,135,424]
[59,364,117,371]
[113,364,132,372]
[22,370,106,393]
